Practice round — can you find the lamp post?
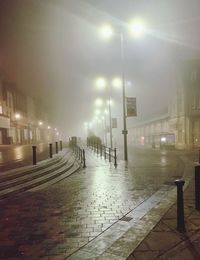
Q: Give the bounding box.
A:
[99,19,147,161]
[120,32,128,161]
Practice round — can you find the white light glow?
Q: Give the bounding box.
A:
[129,18,147,38]
[47,126,51,129]
[112,78,122,89]
[100,24,114,39]
[94,98,104,107]
[38,121,43,126]
[95,77,107,89]
[161,137,167,143]
[15,113,21,120]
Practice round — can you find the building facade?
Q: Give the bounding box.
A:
[130,60,200,150]
[0,77,57,145]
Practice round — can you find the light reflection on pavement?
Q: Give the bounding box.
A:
[0,143,50,171]
[0,146,187,258]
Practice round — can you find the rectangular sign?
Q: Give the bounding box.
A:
[126,97,137,117]
[112,118,117,128]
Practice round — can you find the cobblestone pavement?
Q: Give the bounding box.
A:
[128,166,200,260]
[0,147,186,259]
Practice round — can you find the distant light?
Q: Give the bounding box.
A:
[100,24,114,40]
[112,78,122,89]
[94,98,103,107]
[107,99,113,106]
[15,113,21,120]
[95,77,107,89]
[56,132,59,136]
[129,18,147,38]
[161,137,167,143]
[54,128,57,131]
[47,126,51,129]
[195,138,198,142]
[141,136,145,140]
[104,109,109,115]
[38,121,43,126]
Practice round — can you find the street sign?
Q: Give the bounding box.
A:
[126,97,137,117]
[112,118,117,128]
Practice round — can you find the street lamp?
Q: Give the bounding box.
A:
[99,19,147,161]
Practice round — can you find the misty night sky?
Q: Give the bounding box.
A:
[0,0,200,139]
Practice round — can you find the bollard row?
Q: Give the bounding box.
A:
[87,141,117,168]
[32,141,63,165]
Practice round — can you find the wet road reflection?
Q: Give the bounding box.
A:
[0,144,51,171]
[0,146,189,258]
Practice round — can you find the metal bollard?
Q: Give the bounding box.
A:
[97,144,99,155]
[109,148,111,162]
[81,149,83,163]
[195,165,200,210]
[114,148,117,168]
[32,145,37,165]
[83,149,86,168]
[174,179,185,232]
[60,140,62,151]
[49,143,53,158]
[79,147,81,160]
[100,145,103,157]
[105,146,107,159]
[199,149,200,164]
[55,142,58,154]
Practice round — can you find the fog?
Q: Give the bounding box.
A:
[0,0,200,139]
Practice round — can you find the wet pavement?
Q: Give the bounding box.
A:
[128,161,200,260]
[0,146,188,259]
[0,143,63,172]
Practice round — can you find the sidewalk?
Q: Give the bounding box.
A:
[0,148,197,259]
[128,170,200,260]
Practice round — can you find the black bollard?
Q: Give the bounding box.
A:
[114,148,117,168]
[100,145,103,157]
[195,165,200,210]
[32,145,37,165]
[49,143,53,158]
[97,144,99,155]
[109,148,111,162]
[174,179,185,232]
[81,149,83,163]
[60,140,62,151]
[79,147,81,160]
[105,146,107,159]
[55,142,58,154]
[83,149,86,168]
[199,149,200,164]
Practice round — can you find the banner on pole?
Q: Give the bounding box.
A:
[126,97,137,117]
[112,118,117,128]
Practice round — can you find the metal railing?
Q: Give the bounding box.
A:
[71,144,86,168]
[87,141,117,168]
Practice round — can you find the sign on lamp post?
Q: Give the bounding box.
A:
[126,97,137,117]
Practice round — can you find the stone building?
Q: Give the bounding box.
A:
[0,77,56,145]
[130,60,200,150]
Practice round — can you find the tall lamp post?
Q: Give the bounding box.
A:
[99,19,147,161]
